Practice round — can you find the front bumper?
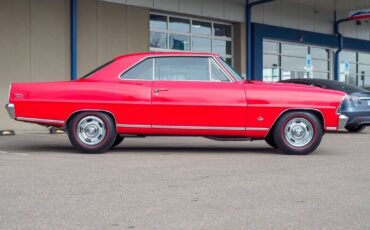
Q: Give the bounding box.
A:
[338,114,349,130]
[5,104,15,119]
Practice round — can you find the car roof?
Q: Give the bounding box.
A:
[114,52,219,61]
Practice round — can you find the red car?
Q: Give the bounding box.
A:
[6,52,346,155]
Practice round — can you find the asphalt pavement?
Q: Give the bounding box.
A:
[0,129,369,230]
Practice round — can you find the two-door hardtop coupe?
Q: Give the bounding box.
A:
[6,52,348,155]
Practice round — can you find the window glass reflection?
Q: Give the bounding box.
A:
[169,17,190,33]
[169,34,189,51]
[150,14,167,30]
[263,41,279,54]
[150,32,167,49]
[359,53,370,64]
[192,37,211,52]
[310,47,328,59]
[192,20,211,35]
[263,54,279,67]
[214,23,232,37]
[213,40,231,56]
[282,43,307,57]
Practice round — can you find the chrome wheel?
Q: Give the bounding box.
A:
[284,117,314,147]
[77,116,106,145]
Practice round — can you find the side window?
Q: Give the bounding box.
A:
[210,59,229,82]
[155,57,209,81]
[121,58,153,80]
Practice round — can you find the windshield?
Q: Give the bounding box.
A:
[218,58,244,81]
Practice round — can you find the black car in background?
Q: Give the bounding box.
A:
[280,78,370,133]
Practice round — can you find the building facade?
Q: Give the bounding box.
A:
[1,0,370,131]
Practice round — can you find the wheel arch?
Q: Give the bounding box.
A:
[266,109,325,138]
[65,109,117,129]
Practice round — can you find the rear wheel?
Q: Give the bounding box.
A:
[68,112,116,153]
[345,124,366,133]
[273,112,323,155]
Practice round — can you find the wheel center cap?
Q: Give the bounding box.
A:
[85,125,98,136]
[293,126,304,137]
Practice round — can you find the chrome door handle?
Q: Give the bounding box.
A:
[154,89,168,94]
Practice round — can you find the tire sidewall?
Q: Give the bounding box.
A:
[68,112,116,153]
[273,112,323,155]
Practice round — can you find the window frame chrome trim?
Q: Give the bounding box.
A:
[118,54,235,82]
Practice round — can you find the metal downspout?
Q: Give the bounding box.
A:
[71,0,77,80]
[334,17,350,81]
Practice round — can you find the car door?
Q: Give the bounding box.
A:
[151,56,247,135]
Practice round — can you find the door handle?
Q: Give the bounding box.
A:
[154,89,168,94]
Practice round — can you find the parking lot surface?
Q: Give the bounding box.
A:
[0,129,369,230]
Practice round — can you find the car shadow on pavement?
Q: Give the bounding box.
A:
[110,146,282,155]
[2,144,282,155]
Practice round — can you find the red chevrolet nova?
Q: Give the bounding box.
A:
[6,52,347,155]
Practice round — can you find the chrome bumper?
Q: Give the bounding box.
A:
[5,104,15,119]
[338,114,349,130]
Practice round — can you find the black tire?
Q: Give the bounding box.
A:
[111,135,124,149]
[345,124,366,133]
[265,133,278,148]
[68,112,116,153]
[273,112,323,155]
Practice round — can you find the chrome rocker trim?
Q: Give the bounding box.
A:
[117,124,269,131]
[17,117,65,125]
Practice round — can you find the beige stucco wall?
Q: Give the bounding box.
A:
[78,1,149,76]
[0,0,149,132]
[0,0,70,132]
[233,22,246,76]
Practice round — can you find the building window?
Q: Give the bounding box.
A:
[149,13,233,65]
[263,40,331,82]
[340,51,370,89]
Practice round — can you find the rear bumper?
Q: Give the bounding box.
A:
[5,104,15,119]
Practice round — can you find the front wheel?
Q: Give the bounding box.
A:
[68,112,117,153]
[345,124,366,133]
[273,112,323,155]
[111,135,125,149]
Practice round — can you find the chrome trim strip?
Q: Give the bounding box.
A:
[359,97,370,100]
[338,115,349,130]
[117,124,151,129]
[152,125,245,131]
[245,127,269,131]
[17,117,64,124]
[5,104,15,119]
[326,127,337,131]
[117,123,268,131]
